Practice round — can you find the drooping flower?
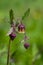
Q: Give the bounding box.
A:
[9,33,16,40]
[18,22,25,33]
[24,43,30,49]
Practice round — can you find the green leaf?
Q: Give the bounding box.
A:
[9,9,14,24]
[22,8,30,20]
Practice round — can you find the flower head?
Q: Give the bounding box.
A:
[18,23,25,33]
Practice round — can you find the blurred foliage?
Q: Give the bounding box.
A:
[0,0,43,65]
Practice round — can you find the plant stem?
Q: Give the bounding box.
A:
[7,39,11,65]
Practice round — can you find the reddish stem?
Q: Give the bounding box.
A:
[7,39,11,65]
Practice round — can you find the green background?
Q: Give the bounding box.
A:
[0,0,43,65]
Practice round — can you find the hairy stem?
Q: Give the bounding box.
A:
[7,39,11,65]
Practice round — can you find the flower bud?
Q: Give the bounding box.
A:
[24,43,30,49]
